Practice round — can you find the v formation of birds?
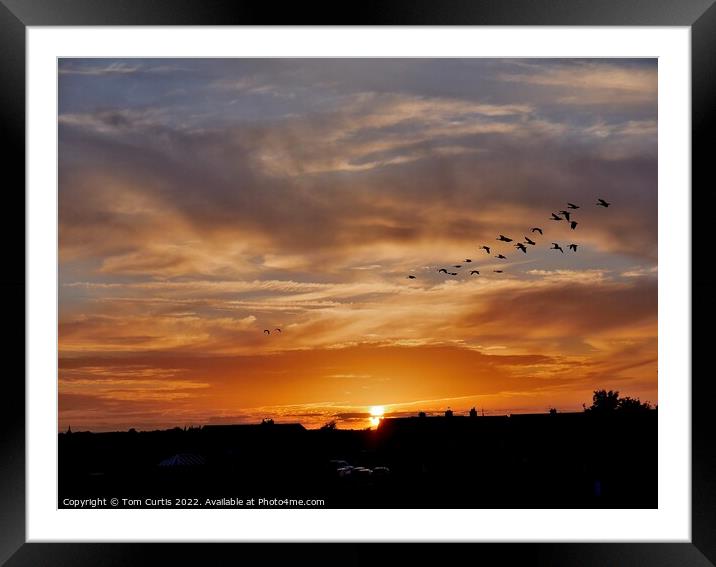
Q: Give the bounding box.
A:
[405,198,611,280]
[266,199,611,332]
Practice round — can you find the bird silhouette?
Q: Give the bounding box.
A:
[531,227,543,234]
[449,272,458,276]
[438,268,448,274]
[264,329,270,335]
[559,210,572,221]
[497,235,513,242]
[524,236,536,245]
[567,203,580,209]
[493,270,504,273]
[550,213,562,221]
[453,265,462,268]
[597,198,611,207]
[570,221,578,230]
[480,246,491,254]
[495,254,507,259]
[407,275,416,279]
[275,328,282,333]
[470,270,480,275]
[515,243,527,253]
[568,244,578,251]
[464,259,472,263]
[551,243,564,253]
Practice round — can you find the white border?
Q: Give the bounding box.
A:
[27,27,690,542]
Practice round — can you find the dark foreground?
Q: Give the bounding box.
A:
[59,411,657,509]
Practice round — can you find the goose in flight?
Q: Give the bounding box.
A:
[597,198,611,207]
[568,244,578,252]
[480,246,491,254]
[551,243,564,253]
[531,227,543,234]
[515,243,527,253]
[275,328,282,333]
[464,259,472,263]
[470,270,480,275]
[497,235,513,242]
[550,212,563,221]
[264,329,270,335]
[453,265,462,268]
[438,268,448,274]
[493,270,504,273]
[407,275,416,279]
[449,272,458,276]
[567,203,580,209]
[495,254,507,259]
[524,236,536,245]
[570,221,578,230]
[559,210,572,221]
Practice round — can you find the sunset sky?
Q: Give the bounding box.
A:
[58,58,657,431]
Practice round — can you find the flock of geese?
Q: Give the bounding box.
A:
[406,198,611,280]
[264,198,611,333]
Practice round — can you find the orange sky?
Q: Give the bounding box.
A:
[58,59,658,431]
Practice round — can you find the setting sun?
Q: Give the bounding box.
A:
[369,406,385,427]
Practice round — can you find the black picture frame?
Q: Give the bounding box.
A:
[2,1,712,564]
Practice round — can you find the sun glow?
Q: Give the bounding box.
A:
[369,405,385,427]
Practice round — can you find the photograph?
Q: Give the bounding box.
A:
[57,57,658,510]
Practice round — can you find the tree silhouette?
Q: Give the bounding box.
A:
[585,390,653,413]
[586,390,620,412]
[320,420,337,430]
[617,396,652,412]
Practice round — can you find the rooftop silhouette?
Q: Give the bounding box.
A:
[59,397,656,510]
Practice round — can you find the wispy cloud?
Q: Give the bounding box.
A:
[59,61,191,76]
[497,61,657,105]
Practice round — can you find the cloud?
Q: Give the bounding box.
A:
[58,101,656,281]
[59,62,142,76]
[497,61,657,106]
[59,268,656,363]
[59,61,191,76]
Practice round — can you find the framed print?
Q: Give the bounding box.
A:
[3,0,714,564]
